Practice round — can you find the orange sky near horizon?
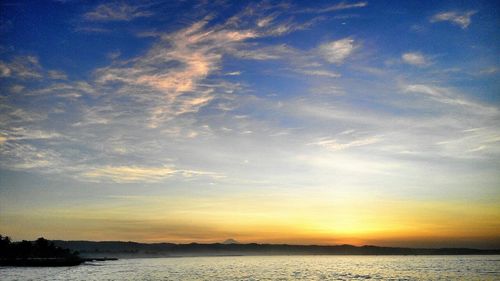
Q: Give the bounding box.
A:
[2,192,499,248]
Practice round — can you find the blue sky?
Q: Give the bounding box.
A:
[0,0,499,247]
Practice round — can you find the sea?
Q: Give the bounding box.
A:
[1,255,499,280]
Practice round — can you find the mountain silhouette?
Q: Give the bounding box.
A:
[50,240,500,258]
[222,239,240,244]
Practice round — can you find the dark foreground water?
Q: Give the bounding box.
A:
[1,255,499,280]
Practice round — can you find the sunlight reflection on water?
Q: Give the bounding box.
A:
[1,255,499,281]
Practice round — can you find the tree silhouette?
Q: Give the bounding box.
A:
[0,234,80,261]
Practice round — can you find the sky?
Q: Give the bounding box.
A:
[0,0,499,248]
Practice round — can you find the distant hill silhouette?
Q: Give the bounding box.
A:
[51,240,500,258]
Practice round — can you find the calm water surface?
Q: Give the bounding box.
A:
[1,255,499,280]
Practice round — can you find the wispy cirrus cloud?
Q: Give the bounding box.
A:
[0,127,62,141]
[80,165,221,183]
[229,44,297,60]
[298,1,368,14]
[0,1,498,188]
[0,142,64,171]
[84,2,153,21]
[33,81,97,99]
[309,135,380,151]
[94,17,257,127]
[1,1,342,183]
[284,72,500,163]
[297,69,341,78]
[403,83,498,114]
[430,10,476,29]
[93,4,319,128]
[479,67,498,75]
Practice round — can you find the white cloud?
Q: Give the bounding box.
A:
[80,165,220,183]
[72,105,115,127]
[0,127,62,141]
[84,3,153,21]
[435,127,500,158]
[107,50,121,60]
[230,44,296,60]
[297,69,341,78]
[0,62,11,77]
[309,136,380,151]
[430,10,476,29]
[300,2,368,14]
[0,56,42,79]
[74,2,337,137]
[404,84,443,97]
[48,70,67,80]
[97,19,252,88]
[1,1,498,195]
[10,85,24,93]
[3,3,336,183]
[403,83,498,115]
[256,15,275,27]
[479,67,498,75]
[0,142,63,171]
[402,52,428,66]
[318,38,357,64]
[225,71,241,76]
[0,105,48,125]
[34,81,96,99]
[95,12,302,127]
[286,77,500,162]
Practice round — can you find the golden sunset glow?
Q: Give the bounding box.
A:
[3,191,499,248]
